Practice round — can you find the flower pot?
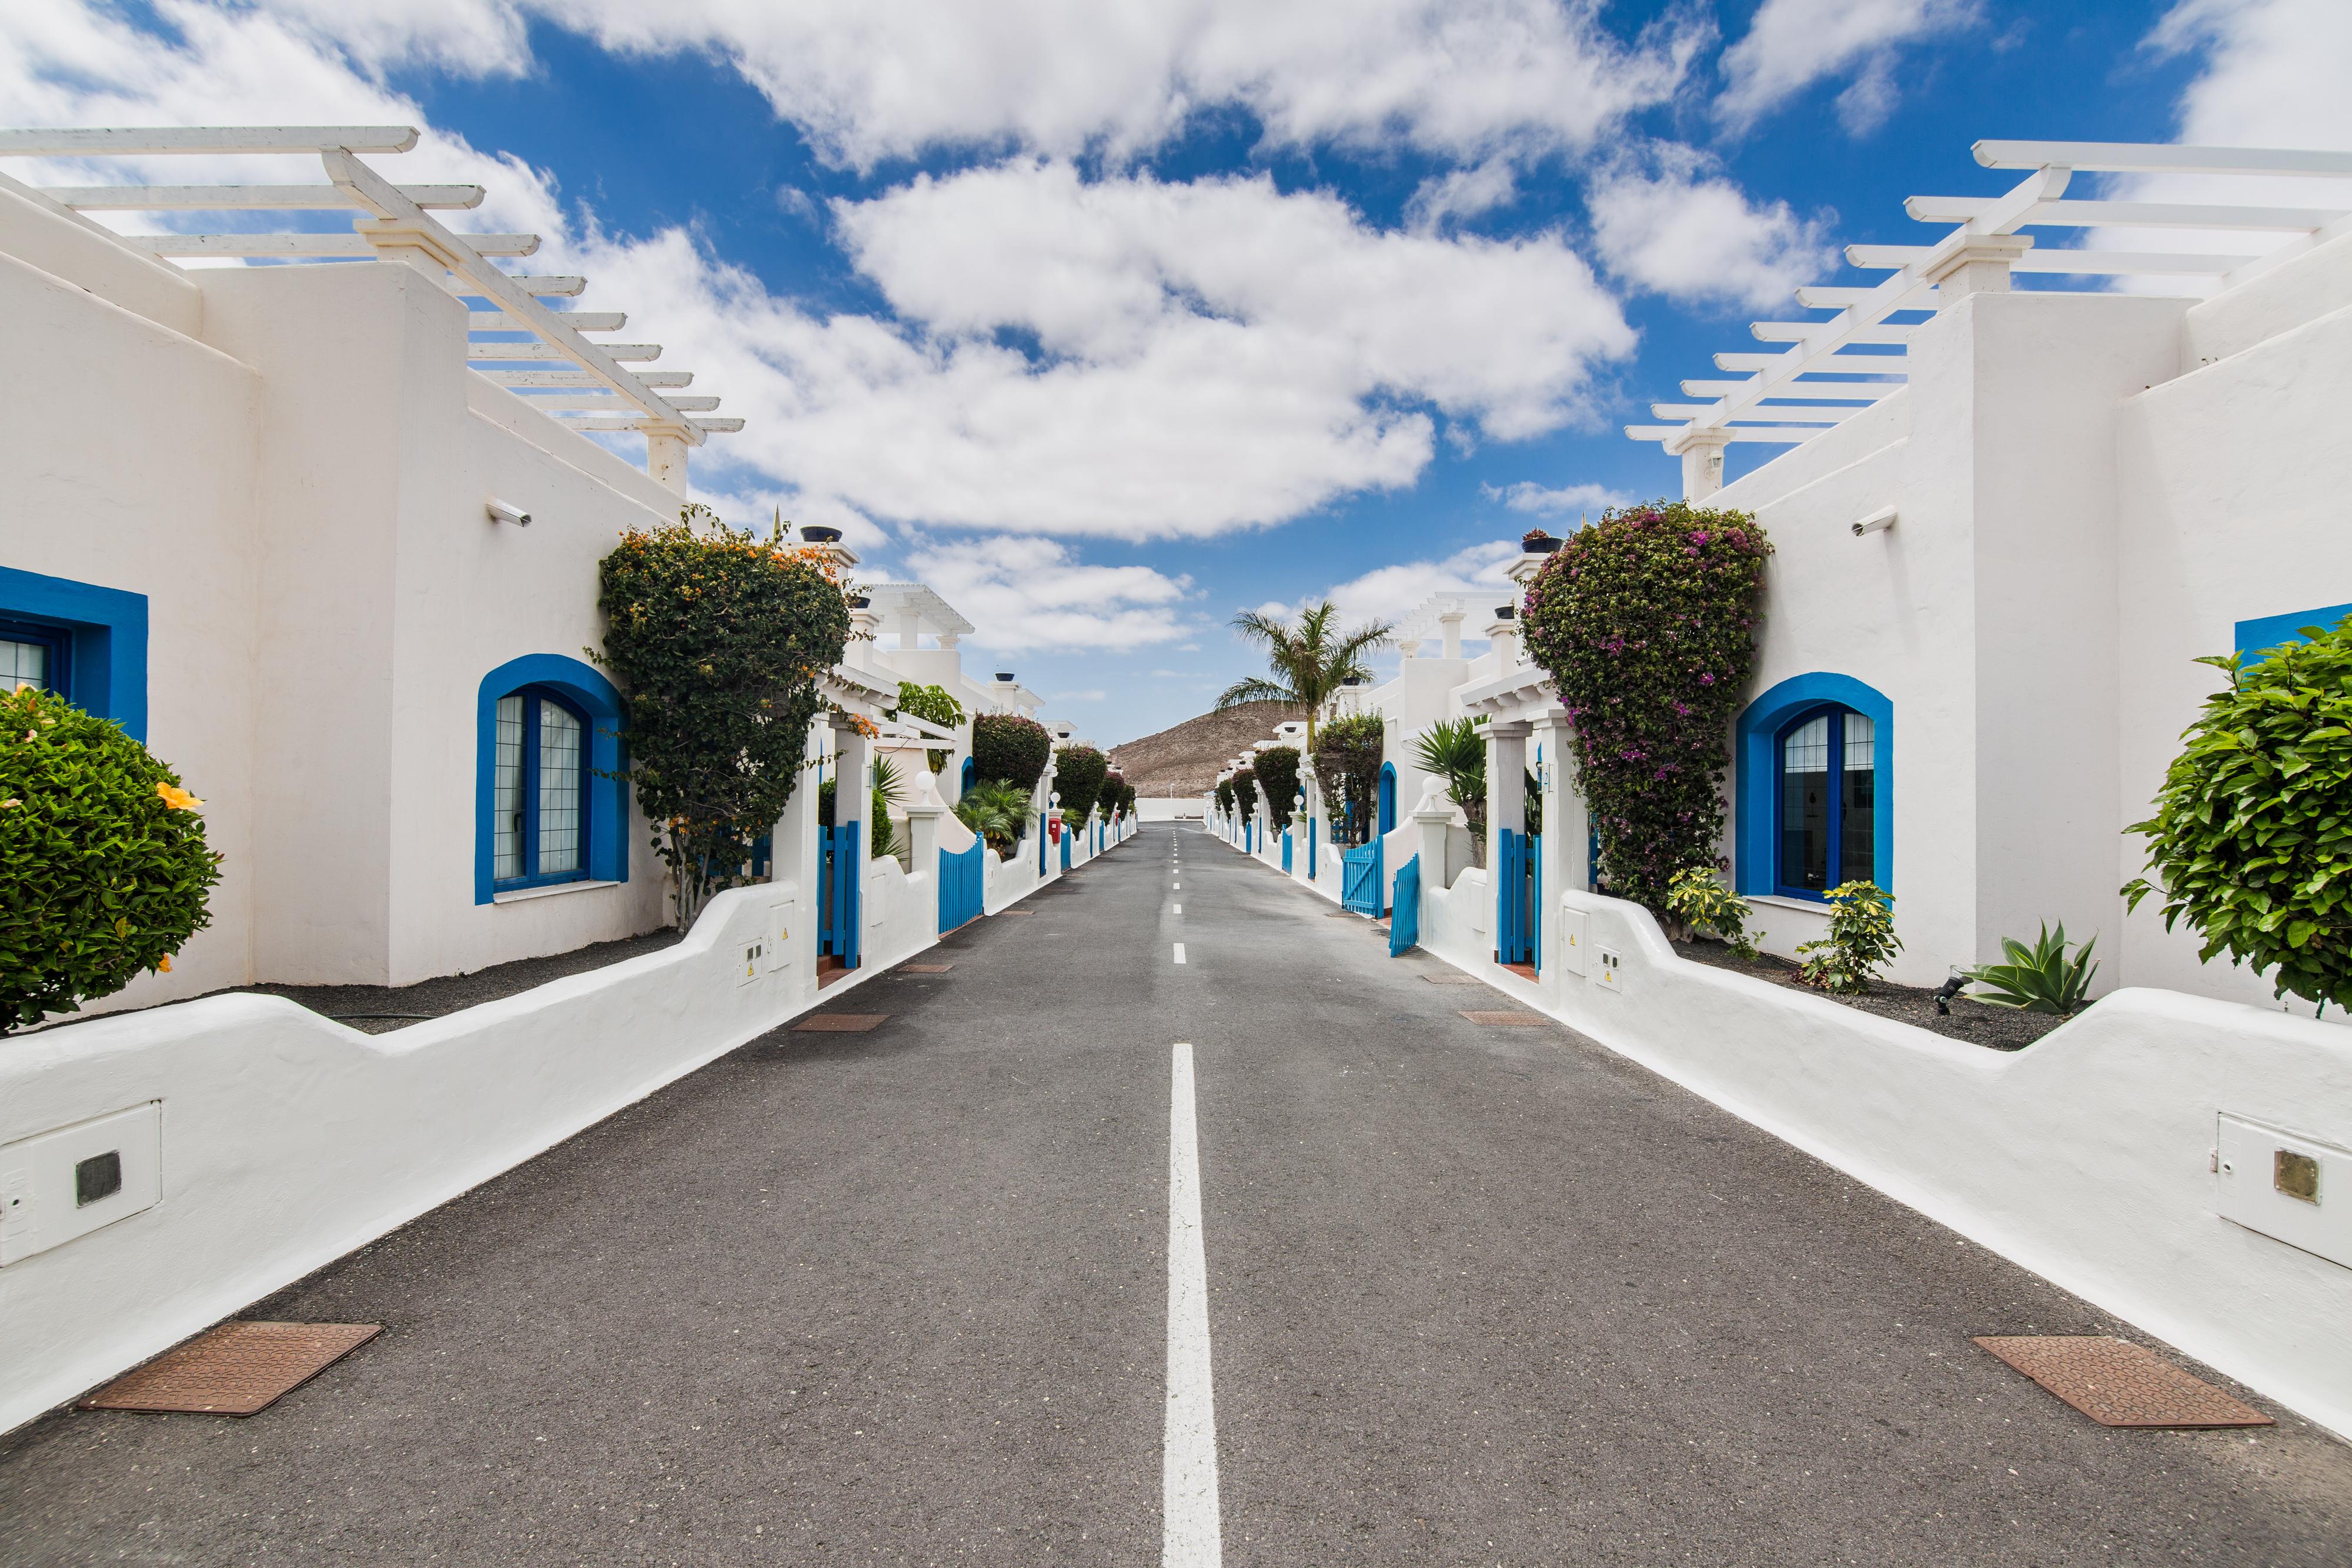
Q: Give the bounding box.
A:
[800,525,844,543]
[1521,531,1562,553]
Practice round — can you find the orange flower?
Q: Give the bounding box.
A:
[158,955,172,973]
[155,782,203,811]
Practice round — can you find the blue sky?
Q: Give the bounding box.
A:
[5,1,2342,744]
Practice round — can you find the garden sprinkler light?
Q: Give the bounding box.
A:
[1935,969,1968,1015]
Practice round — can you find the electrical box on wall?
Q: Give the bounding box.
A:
[766,897,798,975]
[2216,1114,2352,1269]
[1556,903,1589,978]
[1595,947,1624,994]
[1,1102,162,1266]
[737,935,766,986]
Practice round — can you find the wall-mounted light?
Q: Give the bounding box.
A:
[1853,505,1897,537]
[486,498,532,527]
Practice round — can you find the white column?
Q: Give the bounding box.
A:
[1673,430,1729,502]
[1486,720,1531,880]
[904,770,948,877]
[897,610,923,650]
[1398,637,1421,661]
[944,719,973,805]
[1533,709,1587,899]
[1409,778,1454,891]
[1439,610,1465,660]
[1487,612,1520,668]
[646,427,690,497]
[831,715,873,883]
[1925,234,2032,300]
[771,726,824,890]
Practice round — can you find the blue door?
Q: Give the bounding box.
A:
[961,756,975,794]
[1388,855,1419,955]
[1378,762,1396,838]
[820,821,862,967]
[1281,828,1292,872]
[1495,829,1540,967]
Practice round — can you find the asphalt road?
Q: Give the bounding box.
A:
[4,823,2348,1565]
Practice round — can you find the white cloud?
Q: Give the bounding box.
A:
[1587,153,1835,310]
[1405,159,1520,232]
[901,536,1194,653]
[1484,480,1628,516]
[1265,539,1524,637]
[1048,690,1108,704]
[1717,0,1976,133]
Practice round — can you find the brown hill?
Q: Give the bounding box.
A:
[1107,700,1307,798]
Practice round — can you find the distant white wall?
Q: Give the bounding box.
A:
[1138,797,1202,821]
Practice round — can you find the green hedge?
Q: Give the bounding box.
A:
[1051,745,1109,823]
[973,713,1052,794]
[1,686,223,1029]
[1252,745,1299,830]
[1312,713,1383,843]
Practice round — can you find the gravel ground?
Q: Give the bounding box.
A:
[1671,936,2066,1049]
[240,928,684,1034]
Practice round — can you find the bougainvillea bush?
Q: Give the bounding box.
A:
[597,506,850,927]
[973,713,1051,795]
[1311,713,1383,844]
[1252,746,1300,830]
[1,686,223,1029]
[1522,500,1773,911]
[2126,618,2352,1014]
[1051,745,1109,824]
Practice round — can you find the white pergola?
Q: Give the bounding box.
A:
[1629,139,2352,496]
[1393,593,1482,660]
[863,583,976,651]
[0,125,740,494]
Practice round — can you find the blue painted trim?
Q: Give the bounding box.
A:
[2237,601,2352,663]
[475,654,628,905]
[1378,762,1397,838]
[0,566,148,740]
[1733,671,1893,899]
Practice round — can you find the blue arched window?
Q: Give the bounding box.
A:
[476,655,628,902]
[1735,673,1892,900]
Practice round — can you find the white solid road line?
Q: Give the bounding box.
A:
[1173,904,1181,914]
[1172,942,1187,964]
[1164,1044,1222,1567]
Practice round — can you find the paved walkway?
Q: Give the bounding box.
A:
[5,824,2348,1564]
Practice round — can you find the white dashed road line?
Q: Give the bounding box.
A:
[1172,942,1187,964]
[1163,1043,1222,1567]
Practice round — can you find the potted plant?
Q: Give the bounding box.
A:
[1521,529,1562,553]
[800,524,843,543]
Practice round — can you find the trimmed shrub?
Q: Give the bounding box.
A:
[1117,781,1137,818]
[1521,500,1772,912]
[2126,617,2352,1012]
[1097,768,1125,823]
[1215,777,1235,815]
[1052,745,1109,824]
[1,686,223,1029]
[1232,767,1258,818]
[1311,713,1384,844]
[973,713,1052,795]
[1252,746,1300,830]
[597,506,850,926]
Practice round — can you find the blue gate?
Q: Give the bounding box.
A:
[820,820,861,967]
[1495,829,1541,967]
[1341,840,1384,916]
[1281,828,1292,872]
[938,839,984,932]
[1308,816,1317,881]
[1060,825,1071,871]
[1388,855,1419,955]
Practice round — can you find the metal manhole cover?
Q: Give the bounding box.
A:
[1459,1011,1552,1027]
[900,963,955,974]
[1421,973,1488,985]
[1972,1336,2274,1428]
[79,1322,379,1416]
[793,1013,890,1032]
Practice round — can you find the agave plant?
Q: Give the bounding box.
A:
[1960,922,2099,1015]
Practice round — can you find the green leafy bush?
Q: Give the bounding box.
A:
[1311,713,1384,844]
[1117,780,1137,819]
[1,686,223,1029]
[1795,881,1900,995]
[2125,620,2352,1014]
[1097,768,1125,823]
[1412,717,1488,840]
[1962,922,2098,1015]
[893,681,964,773]
[973,713,1051,794]
[954,778,1029,857]
[1664,867,1758,960]
[1521,500,1772,911]
[1232,767,1258,819]
[1252,746,1300,830]
[1215,778,1236,815]
[1051,745,1109,825]
[597,506,850,926]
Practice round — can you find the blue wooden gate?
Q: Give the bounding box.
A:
[1308,816,1317,880]
[1388,855,1419,955]
[1341,840,1384,916]
[1495,829,1541,967]
[938,839,984,932]
[1281,828,1292,872]
[820,820,861,967]
[1060,825,1072,871]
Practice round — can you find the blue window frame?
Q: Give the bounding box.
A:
[1734,672,1893,901]
[475,654,629,903]
[492,687,590,891]
[0,566,148,738]
[1773,704,1876,898]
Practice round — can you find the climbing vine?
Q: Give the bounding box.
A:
[1521,500,1772,912]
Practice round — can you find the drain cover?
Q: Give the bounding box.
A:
[79,1322,379,1416]
[1459,1011,1551,1027]
[793,1013,890,1032]
[900,963,955,974]
[1972,1336,2274,1428]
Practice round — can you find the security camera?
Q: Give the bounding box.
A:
[486,499,532,527]
[1852,505,1896,537]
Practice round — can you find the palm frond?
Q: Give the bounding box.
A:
[1215,677,1298,710]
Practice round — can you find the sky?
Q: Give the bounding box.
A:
[5,0,2348,745]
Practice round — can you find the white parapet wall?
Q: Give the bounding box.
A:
[0,814,1141,1437]
[1211,824,2352,1441]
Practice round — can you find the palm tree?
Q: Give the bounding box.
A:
[1215,601,1394,750]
